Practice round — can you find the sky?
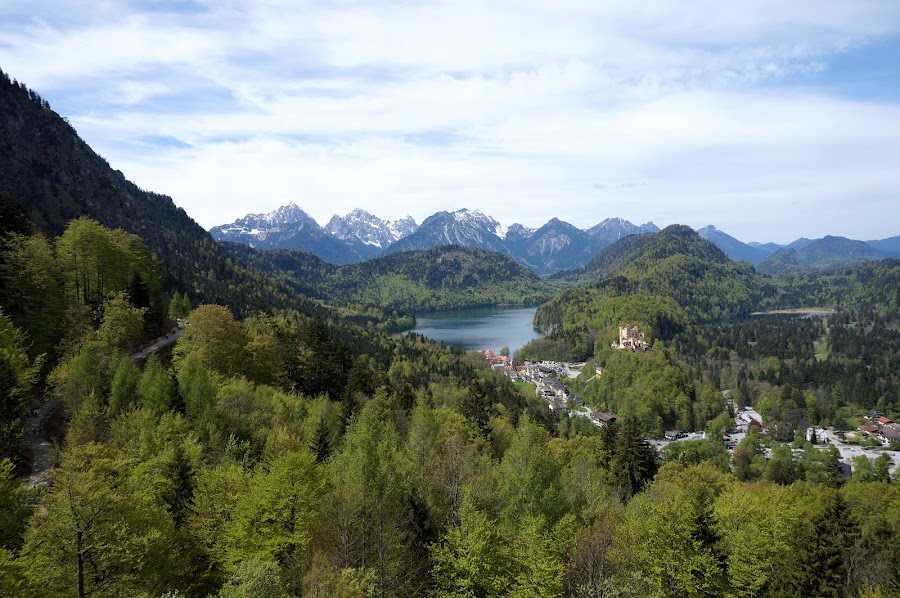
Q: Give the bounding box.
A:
[2,1,900,244]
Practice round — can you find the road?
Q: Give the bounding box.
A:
[25,327,184,488]
[130,327,184,360]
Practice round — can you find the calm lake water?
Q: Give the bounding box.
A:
[410,306,544,354]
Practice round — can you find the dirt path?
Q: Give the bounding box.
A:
[25,396,60,488]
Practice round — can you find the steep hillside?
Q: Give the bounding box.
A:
[757,236,900,275]
[0,69,325,318]
[226,244,553,313]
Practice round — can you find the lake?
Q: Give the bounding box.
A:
[410,306,544,354]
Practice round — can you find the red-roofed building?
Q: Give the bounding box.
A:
[876,416,893,425]
[858,424,879,433]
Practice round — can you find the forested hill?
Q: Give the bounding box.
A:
[757,235,900,275]
[0,69,322,319]
[557,224,764,321]
[225,243,554,313]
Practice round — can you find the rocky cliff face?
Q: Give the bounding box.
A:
[324,209,417,248]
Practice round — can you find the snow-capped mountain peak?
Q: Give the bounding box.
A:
[325,210,417,248]
[211,202,319,238]
[448,208,509,238]
[585,217,645,244]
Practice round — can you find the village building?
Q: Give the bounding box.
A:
[593,411,617,427]
[880,426,900,445]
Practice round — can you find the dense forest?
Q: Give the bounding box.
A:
[224,243,555,317]
[1,69,899,597]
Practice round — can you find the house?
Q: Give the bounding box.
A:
[858,424,880,434]
[806,427,828,443]
[593,411,617,426]
[876,416,894,425]
[880,427,900,443]
[664,429,685,441]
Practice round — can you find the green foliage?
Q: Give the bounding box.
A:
[169,291,191,319]
[174,304,247,378]
[217,557,289,598]
[497,413,566,531]
[430,498,515,597]
[613,463,730,596]
[96,291,146,352]
[138,353,175,416]
[531,291,689,357]
[575,348,710,434]
[0,232,65,359]
[56,217,162,310]
[0,459,29,551]
[560,224,763,321]
[713,481,801,597]
[19,442,183,596]
[228,243,554,316]
[609,418,659,498]
[326,397,419,595]
[0,310,41,462]
[108,353,140,416]
[224,451,325,581]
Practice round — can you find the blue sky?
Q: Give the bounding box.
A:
[2,1,900,244]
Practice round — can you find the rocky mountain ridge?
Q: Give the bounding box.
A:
[211,203,900,275]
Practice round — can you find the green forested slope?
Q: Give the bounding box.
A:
[559,225,764,321]
[226,243,554,313]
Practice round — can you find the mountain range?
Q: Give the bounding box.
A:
[211,206,660,275]
[212,204,900,276]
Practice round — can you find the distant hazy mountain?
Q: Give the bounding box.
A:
[325,209,417,249]
[384,209,510,255]
[503,218,608,276]
[757,236,900,275]
[786,237,815,250]
[696,225,770,265]
[210,203,373,264]
[748,241,783,255]
[867,235,900,254]
[640,222,661,233]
